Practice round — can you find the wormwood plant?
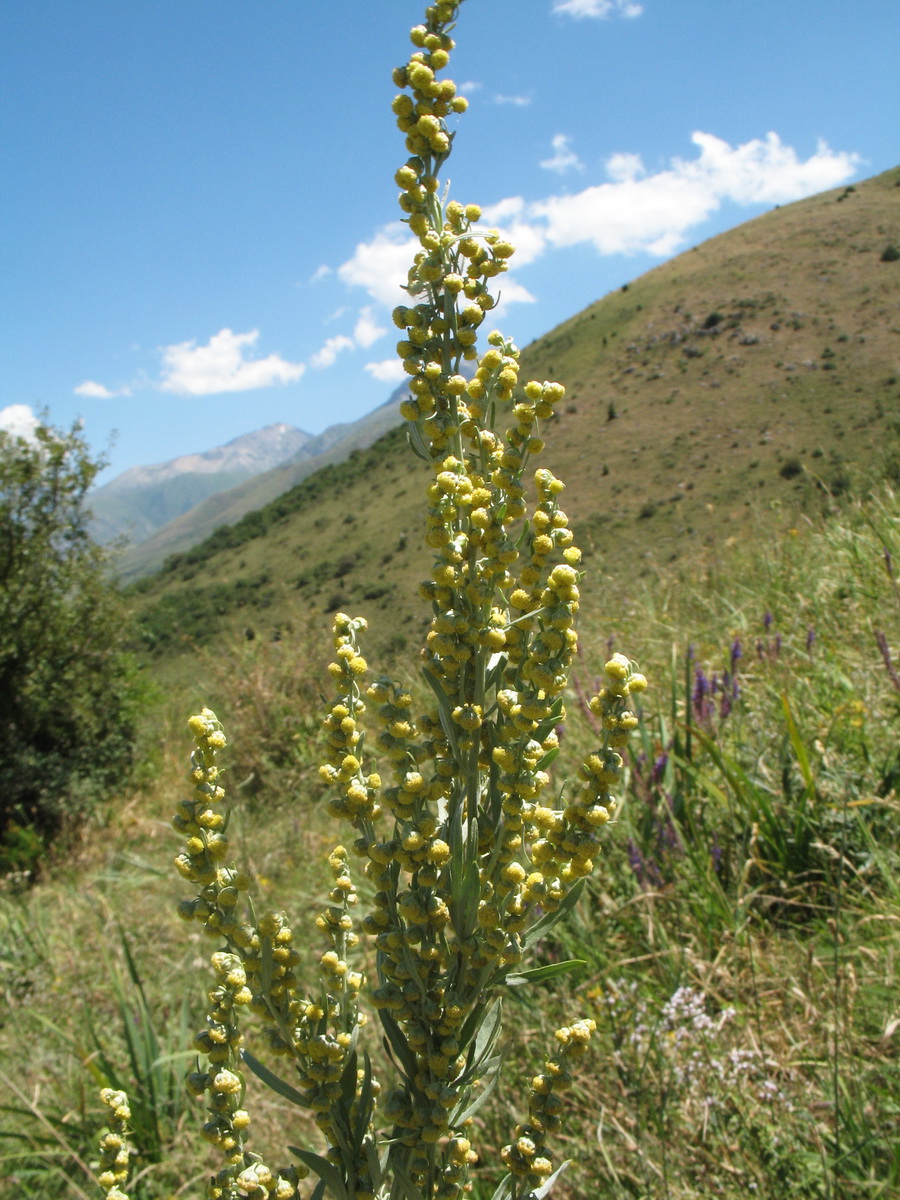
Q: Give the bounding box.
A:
[166,5,645,1199]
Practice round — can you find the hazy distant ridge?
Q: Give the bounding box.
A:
[115,384,410,578]
[90,423,310,545]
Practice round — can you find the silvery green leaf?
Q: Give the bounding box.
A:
[406,422,432,462]
[241,1049,308,1107]
[531,1159,571,1198]
[536,746,560,771]
[521,879,585,951]
[505,959,586,987]
[379,1009,418,1081]
[489,1175,515,1200]
[288,1147,347,1200]
[453,1052,503,1124]
[260,934,274,993]
[339,1048,358,1104]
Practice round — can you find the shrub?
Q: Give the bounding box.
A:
[0,419,143,875]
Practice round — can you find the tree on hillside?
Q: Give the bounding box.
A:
[0,418,142,874]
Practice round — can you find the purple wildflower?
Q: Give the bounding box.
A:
[764,611,773,632]
[692,667,715,726]
[652,752,669,784]
[730,638,743,670]
[628,838,645,883]
[711,838,723,875]
[806,627,816,653]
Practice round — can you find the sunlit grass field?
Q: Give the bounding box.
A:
[3,480,898,1199]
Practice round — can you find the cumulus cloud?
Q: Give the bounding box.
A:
[307,306,388,371]
[479,197,548,267]
[311,335,355,370]
[0,403,40,441]
[554,0,643,18]
[338,226,417,309]
[529,132,860,256]
[605,151,645,183]
[365,359,408,384]
[481,131,859,265]
[159,328,305,395]
[492,277,538,310]
[541,134,584,174]
[353,307,386,348]
[74,380,131,399]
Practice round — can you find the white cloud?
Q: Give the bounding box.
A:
[554,0,643,18]
[338,225,417,309]
[479,197,548,267]
[311,334,355,369]
[541,134,584,174]
[309,336,352,367]
[459,81,482,95]
[365,359,408,384]
[494,131,859,262]
[159,328,305,395]
[0,403,40,441]
[309,306,387,371]
[310,264,332,283]
[494,94,532,107]
[605,151,645,183]
[491,278,538,316]
[353,307,386,348]
[74,380,131,399]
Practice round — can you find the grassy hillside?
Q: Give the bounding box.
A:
[128,167,900,667]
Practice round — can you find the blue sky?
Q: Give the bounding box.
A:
[2,0,897,483]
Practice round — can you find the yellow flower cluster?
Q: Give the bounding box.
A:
[309,3,645,1195]
[175,4,647,1197]
[178,711,383,1200]
[97,1088,132,1200]
[500,1019,597,1189]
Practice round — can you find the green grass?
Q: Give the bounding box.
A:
[3,476,899,1198]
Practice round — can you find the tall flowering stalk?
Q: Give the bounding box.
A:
[172,4,645,1199]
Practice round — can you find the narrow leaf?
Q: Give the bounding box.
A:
[288,1147,348,1200]
[260,934,274,994]
[454,1054,503,1124]
[406,422,432,462]
[489,1175,514,1200]
[379,1010,418,1081]
[522,879,585,951]
[506,959,586,987]
[241,1050,308,1107]
[532,1159,571,1198]
[339,1048,358,1106]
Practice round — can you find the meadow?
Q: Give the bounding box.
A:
[2,473,898,1199]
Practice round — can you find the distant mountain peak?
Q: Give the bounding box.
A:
[99,423,311,493]
[89,422,312,546]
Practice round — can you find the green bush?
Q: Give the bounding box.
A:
[0,419,144,875]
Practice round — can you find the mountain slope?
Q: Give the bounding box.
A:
[129,167,900,664]
[90,423,310,545]
[117,387,410,579]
